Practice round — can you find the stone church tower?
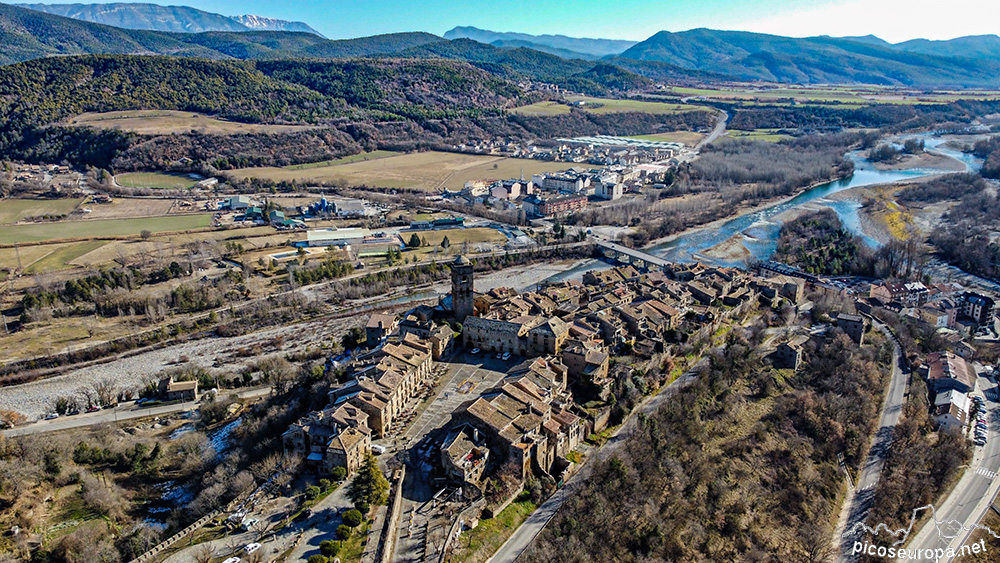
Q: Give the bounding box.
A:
[451,255,474,321]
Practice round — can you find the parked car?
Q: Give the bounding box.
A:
[86,406,100,413]
[44,413,59,420]
[496,352,503,360]
[243,543,261,554]
[222,558,241,563]
[502,352,511,361]
[470,348,480,355]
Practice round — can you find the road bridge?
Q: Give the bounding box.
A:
[593,239,670,271]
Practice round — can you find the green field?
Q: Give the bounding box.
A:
[407,227,508,256]
[0,198,83,224]
[284,150,400,170]
[723,129,795,143]
[23,241,108,273]
[231,151,597,192]
[0,214,214,244]
[663,85,1000,106]
[116,172,202,190]
[513,97,709,116]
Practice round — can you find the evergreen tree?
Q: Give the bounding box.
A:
[346,452,390,506]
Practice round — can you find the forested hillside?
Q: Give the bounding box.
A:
[522,330,889,562]
[0,54,714,170]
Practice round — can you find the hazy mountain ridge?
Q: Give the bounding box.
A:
[16,2,323,36]
[444,26,637,59]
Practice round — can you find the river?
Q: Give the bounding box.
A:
[546,134,983,281]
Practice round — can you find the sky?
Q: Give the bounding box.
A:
[50,0,1000,42]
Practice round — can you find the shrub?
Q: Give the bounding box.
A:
[319,478,332,491]
[305,485,321,500]
[355,501,370,514]
[336,524,352,540]
[307,555,328,563]
[331,466,347,481]
[319,540,340,557]
[343,508,363,528]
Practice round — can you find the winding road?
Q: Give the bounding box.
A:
[696,109,728,150]
[837,318,909,561]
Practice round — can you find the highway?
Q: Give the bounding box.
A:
[1,386,271,437]
[901,373,1000,561]
[838,319,909,561]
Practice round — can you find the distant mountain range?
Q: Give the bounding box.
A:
[619,28,1000,87]
[3,3,1000,89]
[15,2,324,36]
[444,26,637,60]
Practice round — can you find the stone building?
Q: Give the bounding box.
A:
[451,255,475,321]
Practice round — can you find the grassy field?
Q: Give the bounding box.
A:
[0,198,83,224]
[231,151,597,192]
[284,150,400,170]
[513,97,709,116]
[0,214,213,244]
[67,110,318,135]
[626,131,705,146]
[666,85,1000,105]
[723,129,794,143]
[407,227,507,256]
[116,172,201,190]
[23,241,108,273]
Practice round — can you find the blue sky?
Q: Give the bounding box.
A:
[59,0,999,42]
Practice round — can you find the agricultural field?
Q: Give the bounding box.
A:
[22,241,109,274]
[283,150,400,169]
[0,214,214,244]
[722,129,795,143]
[626,131,706,146]
[115,172,202,190]
[230,151,598,192]
[0,197,83,224]
[405,227,508,257]
[67,110,318,135]
[74,198,180,220]
[664,85,1000,105]
[512,97,709,116]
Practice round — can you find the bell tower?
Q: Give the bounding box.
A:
[451,255,474,321]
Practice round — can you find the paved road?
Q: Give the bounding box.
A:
[901,374,1000,561]
[487,372,697,563]
[2,386,271,437]
[838,319,908,561]
[696,109,728,150]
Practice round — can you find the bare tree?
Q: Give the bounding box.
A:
[91,378,118,406]
[193,544,215,563]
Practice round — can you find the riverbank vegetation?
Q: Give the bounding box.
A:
[522,328,890,562]
[606,134,858,247]
[920,175,1000,282]
[772,209,868,276]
